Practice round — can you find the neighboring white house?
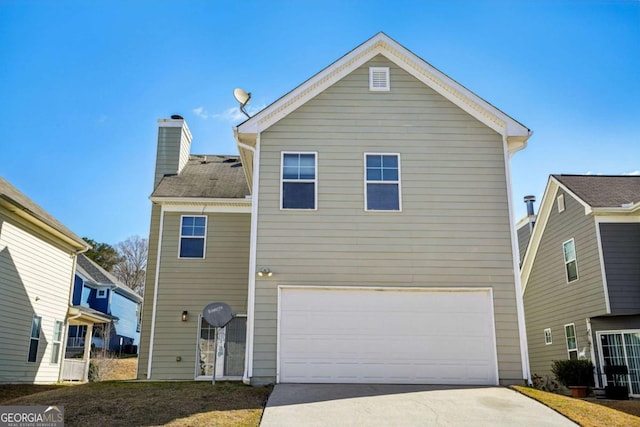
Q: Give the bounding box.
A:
[0,176,103,383]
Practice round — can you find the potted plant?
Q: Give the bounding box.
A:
[551,359,595,398]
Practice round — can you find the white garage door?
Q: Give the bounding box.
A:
[279,287,498,385]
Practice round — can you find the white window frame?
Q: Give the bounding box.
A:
[564,323,578,359]
[544,328,553,345]
[50,320,64,364]
[96,288,107,299]
[563,238,579,283]
[179,215,207,259]
[369,67,390,91]
[194,314,248,381]
[27,315,41,363]
[364,153,402,212]
[557,194,565,213]
[280,151,318,211]
[596,329,640,397]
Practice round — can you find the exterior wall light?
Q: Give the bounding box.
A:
[181,310,189,322]
[257,268,273,277]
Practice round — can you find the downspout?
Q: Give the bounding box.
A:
[503,135,532,385]
[147,204,166,379]
[237,134,259,385]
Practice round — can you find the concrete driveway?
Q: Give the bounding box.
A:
[260,384,577,426]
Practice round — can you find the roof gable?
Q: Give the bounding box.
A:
[236,32,531,153]
[520,174,640,292]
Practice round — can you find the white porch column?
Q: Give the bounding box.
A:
[82,324,94,381]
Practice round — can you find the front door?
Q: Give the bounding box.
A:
[598,331,640,396]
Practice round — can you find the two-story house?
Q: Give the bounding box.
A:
[521,174,640,396]
[0,177,106,383]
[138,33,533,386]
[66,253,142,358]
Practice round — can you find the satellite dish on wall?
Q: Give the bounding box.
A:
[233,88,252,119]
[202,302,235,328]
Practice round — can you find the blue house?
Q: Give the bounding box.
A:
[67,254,142,356]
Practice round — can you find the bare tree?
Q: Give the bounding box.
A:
[113,236,148,295]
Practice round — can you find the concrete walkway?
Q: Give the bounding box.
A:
[260,384,577,426]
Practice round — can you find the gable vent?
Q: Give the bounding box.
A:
[369,67,390,91]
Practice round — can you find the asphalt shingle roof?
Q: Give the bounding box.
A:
[0,176,87,248]
[76,253,118,285]
[553,174,640,208]
[152,155,249,199]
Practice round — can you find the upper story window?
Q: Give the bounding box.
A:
[180,215,207,258]
[281,152,317,210]
[369,67,390,91]
[563,238,578,282]
[564,323,578,360]
[27,315,42,363]
[365,153,401,211]
[557,194,565,213]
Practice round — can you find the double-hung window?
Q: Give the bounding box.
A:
[27,315,42,363]
[180,215,207,258]
[544,328,553,345]
[365,153,401,211]
[563,238,578,282]
[564,323,578,360]
[51,320,64,364]
[281,152,317,210]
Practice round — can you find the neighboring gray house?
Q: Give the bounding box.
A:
[139,33,533,386]
[521,174,640,396]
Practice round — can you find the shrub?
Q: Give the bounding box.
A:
[551,359,595,387]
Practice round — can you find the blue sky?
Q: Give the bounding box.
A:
[1,0,638,244]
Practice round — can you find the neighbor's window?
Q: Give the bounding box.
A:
[281,152,316,210]
[563,239,578,282]
[564,323,578,360]
[365,153,401,211]
[51,320,64,364]
[180,215,207,258]
[97,288,107,299]
[27,315,42,363]
[544,328,553,345]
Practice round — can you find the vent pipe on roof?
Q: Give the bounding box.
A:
[524,195,536,216]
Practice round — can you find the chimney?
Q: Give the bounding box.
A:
[524,195,536,217]
[153,115,192,189]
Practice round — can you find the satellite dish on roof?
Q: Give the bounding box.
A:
[233,88,252,119]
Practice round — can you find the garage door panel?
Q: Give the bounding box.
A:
[279,288,498,385]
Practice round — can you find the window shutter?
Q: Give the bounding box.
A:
[369,67,390,91]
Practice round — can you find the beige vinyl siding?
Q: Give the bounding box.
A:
[137,204,161,378]
[138,206,250,380]
[252,56,523,384]
[0,211,74,383]
[154,126,191,188]
[523,190,606,378]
